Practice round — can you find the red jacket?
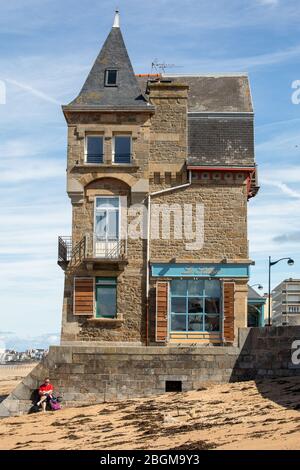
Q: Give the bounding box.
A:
[39,383,53,395]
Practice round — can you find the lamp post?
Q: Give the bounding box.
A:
[250,284,263,290]
[268,257,294,326]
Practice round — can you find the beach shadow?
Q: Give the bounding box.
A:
[231,326,300,411]
[0,394,8,404]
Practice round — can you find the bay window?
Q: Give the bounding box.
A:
[170,280,221,332]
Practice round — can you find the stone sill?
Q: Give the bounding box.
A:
[86,317,124,325]
[72,163,139,170]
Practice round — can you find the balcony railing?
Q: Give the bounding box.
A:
[58,236,72,265]
[92,235,127,259]
[85,153,104,164]
[113,153,131,164]
[58,234,127,269]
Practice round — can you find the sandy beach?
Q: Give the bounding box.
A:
[0,365,300,450]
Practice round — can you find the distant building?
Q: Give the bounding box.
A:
[247,286,266,327]
[272,279,300,326]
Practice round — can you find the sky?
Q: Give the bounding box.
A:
[0,0,299,349]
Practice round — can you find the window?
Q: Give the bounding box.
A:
[113,135,131,164]
[95,277,117,318]
[105,69,118,86]
[288,306,300,313]
[95,197,119,241]
[85,136,103,164]
[94,197,120,258]
[170,280,221,332]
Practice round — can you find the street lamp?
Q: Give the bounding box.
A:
[268,256,294,326]
[250,284,263,290]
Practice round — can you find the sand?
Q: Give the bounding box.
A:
[0,365,300,450]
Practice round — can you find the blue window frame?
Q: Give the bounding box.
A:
[113,136,131,164]
[95,277,117,318]
[170,280,221,332]
[85,136,103,164]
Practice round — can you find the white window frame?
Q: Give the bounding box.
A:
[94,196,121,242]
[84,134,104,164]
[105,69,118,87]
[112,134,132,164]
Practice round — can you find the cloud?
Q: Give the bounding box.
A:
[0,332,60,351]
[257,0,278,5]
[273,232,300,243]
[261,179,300,199]
[5,78,60,105]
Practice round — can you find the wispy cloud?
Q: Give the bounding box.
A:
[5,78,60,105]
[261,179,300,199]
[257,0,279,6]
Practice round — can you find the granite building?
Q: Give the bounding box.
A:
[58,11,259,348]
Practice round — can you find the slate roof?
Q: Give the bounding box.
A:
[67,26,150,110]
[137,74,255,167]
[137,74,253,113]
[248,286,265,301]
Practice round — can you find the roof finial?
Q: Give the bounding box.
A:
[113,9,120,28]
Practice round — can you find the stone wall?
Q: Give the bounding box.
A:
[1,326,300,417]
[150,183,249,261]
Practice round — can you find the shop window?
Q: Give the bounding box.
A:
[170,280,221,332]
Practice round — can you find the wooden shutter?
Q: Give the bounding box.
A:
[223,282,235,343]
[73,277,94,316]
[156,281,169,343]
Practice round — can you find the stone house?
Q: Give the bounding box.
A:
[58,11,259,349]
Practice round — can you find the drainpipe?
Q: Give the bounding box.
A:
[145,170,192,345]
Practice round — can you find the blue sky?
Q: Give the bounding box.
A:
[0,0,299,349]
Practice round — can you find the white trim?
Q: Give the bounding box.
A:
[84,134,104,164]
[155,281,169,343]
[73,277,95,316]
[94,196,121,257]
[112,134,132,164]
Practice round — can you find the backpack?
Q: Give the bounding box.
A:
[50,398,61,411]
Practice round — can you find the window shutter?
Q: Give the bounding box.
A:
[156,281,169,343]
[74,277,94,316]
[223,282,235,343]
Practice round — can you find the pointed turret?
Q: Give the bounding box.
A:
[66,10,149,110]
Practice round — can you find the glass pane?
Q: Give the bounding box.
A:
[205,298,220,314]
[188,280,204,296]
[96,285,116,318]
[95,211,106,239]
[204,315,220,332]
[96,277,117,285]
[114,136,131,163]
[171,280,186,296]
[171,297,186,314]
[86,137,103,163]
[96,197,119,209]
[106,70,117,85]
[107,210,119,240]
[171,315,186,331]
[188,315,203,331]
[204,280,221,298]
[188,297,203,314]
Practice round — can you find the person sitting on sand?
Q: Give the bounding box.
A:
[37,377,54,412]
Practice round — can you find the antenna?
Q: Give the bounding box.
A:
[151,59,183,74]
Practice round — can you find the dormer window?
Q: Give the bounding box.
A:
[105,69,118,86]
